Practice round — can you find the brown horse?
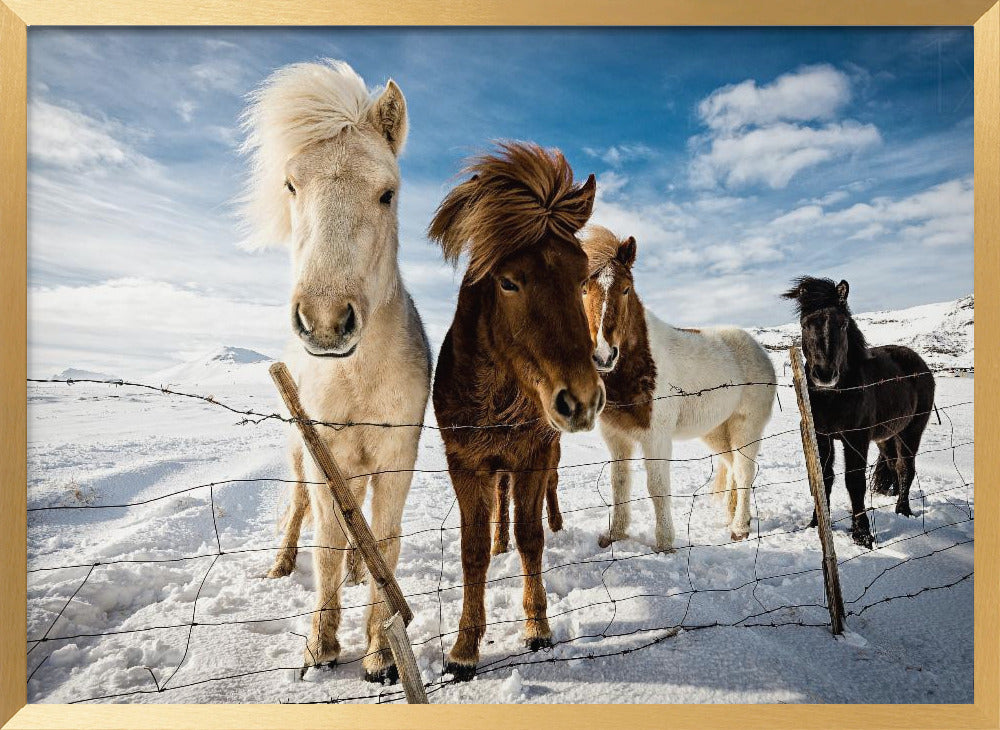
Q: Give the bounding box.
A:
[429,142,605,680]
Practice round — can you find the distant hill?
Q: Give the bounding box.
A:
[149,346,275,387]
[752,295,974,372]
[50,367,118,381]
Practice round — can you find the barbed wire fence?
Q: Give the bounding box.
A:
[24,356,974,704]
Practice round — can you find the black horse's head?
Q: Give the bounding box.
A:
[783,276,868,389]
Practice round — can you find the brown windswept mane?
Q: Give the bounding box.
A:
[580,224,624,276]
[428,141,596,282]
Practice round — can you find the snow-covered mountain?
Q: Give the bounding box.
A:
[751,294,974,372]
[149,346,274,387]
[50,367,119,381]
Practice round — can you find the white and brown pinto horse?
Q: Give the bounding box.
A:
[581,226,776,548]
[241,60,431,682]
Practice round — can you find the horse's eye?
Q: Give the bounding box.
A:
[379,189,395,205]
[285,179,296,195]
[623,287,631,296]
[499,277,520,293]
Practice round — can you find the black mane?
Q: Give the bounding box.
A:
[782,276,848,318]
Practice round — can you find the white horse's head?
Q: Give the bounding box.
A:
[241,60,408,358]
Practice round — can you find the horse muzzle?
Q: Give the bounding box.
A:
[293,300,362,358]
[547,380,606,433]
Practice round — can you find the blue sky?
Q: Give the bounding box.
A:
[27,27,973,376]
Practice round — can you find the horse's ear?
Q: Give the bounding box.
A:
[836,279,849,304]
[428,174,479,264]
[617,236,637,269]
[370,79,408,156]
[578,174,597,222]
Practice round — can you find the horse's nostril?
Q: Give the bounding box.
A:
[554,389,575,419]
[339,303,356,337]
[610,346,619,362]
[295,304,312,335]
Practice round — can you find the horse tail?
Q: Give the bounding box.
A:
[869,452,899,496]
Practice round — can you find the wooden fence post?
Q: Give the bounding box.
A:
[269,362,427,702]
[789,347,845,636]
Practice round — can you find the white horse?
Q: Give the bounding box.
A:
[240,60,431,681]
[580,226,776,549]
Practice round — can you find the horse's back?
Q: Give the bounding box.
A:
[645,313,775,436]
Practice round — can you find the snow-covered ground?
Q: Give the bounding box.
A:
[26,299,974,704]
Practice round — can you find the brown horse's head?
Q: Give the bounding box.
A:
[581,226,638,373]
[429,142,605,433]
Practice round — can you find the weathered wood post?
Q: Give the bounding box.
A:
[789,347,845,636]
[269,362,428,702]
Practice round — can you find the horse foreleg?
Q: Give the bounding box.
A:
[267,445,309,578]
[545,474,562,532]
[446,472,492,681]
[361,468,412,683]
[492,473,511,556]
[514,470,551,650]
[642,438,675,551]
[545,440,562,532]
[304,482,349,667]
[729,435,761,542]
[842,434,874,548]
[598,425,635,548]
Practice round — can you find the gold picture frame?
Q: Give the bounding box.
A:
[1,2,997,727]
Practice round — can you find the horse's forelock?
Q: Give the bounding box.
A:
[783,276,848,318]
[238,60,381,249]
[431,142,594,282]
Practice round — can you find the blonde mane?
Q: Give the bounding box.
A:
[239,60,404,249]
[428,142,596,283]
[580,224,625,276]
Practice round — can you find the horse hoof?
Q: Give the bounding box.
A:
[548,516,564,533]
[807,514,818,529]
[852,531,875,549]
[444,660,477,682]
[526,636,552,651]
[895,503,913,518]
[730,530,749,542]
[597,533,615,549]
[491,542,509,557]
[364,663,399,685]
[299,658,337,679]
[266,559,295,579]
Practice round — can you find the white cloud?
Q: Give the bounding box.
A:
[189,59,249,95]
[691,121,881,190]
[763,176,972,250]
[698,64,851,132]
[690,65,882,190]
[583,143,656,168]
[176,99,197,123]
[28,100,154,172]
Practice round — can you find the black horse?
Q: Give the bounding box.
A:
[783,277,935,548]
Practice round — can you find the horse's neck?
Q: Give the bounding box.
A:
[603,292,657,423]
[451,282,535,416]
